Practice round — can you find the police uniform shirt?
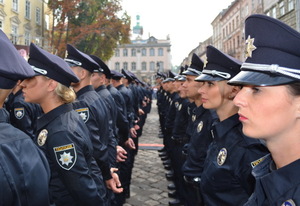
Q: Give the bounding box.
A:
[72,85,113,181]
[172,98,190,140]
[95,85,118,167]
[9,89,42,140]
[0,108,51,206]
[200,114,269,206]
[164,92,180,138]
[244,154,300,206]
[182,105,216,177]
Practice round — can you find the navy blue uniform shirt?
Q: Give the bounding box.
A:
[201,114,269,206]
[244,154,300,206]
[0,108,51,206]
[35,103,104,206]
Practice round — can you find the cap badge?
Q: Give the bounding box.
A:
[245,35,257,58]
[37,129,48,146]
[281,199,296,206]
[197,121,203,133]
[217,148,227,166]
[203,55,208,68]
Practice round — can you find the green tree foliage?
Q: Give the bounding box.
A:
[48,0,130,60]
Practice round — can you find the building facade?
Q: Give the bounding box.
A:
[181,0,299,66]
[0,0,52,55]
[107,35,172,83]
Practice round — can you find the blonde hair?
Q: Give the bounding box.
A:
[55,83,76,103]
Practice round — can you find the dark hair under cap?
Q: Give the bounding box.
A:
[65,44,99,73]
[229,14,300,86]
[195,45,242,82]
[89,55,112,79]
[28,43,79,87]
[182,53,203,76]
[110,70,124,80]
[0,30,35,89]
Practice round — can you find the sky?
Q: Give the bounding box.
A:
[120,0,234,66]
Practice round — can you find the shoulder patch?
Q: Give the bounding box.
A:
[54,143,77,170]
[75,107,89,123]
[282,199,296,206]
[14,107,25,120]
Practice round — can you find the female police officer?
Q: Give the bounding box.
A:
[196,45,268,205]
[20,43,105,206]
[228,14,300,205]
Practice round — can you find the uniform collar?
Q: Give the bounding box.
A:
[0,108,9,123]
[95,85,106,92]
[36,103,73,131]
[76,85,94,98]
[254,155,300,203]
[211,114,240,140]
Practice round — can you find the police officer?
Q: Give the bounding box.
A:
[65,44,122,203]
[20,43,103,206]
[6,80,42,140]
[229,14,300,205]
[0,30,51,206]
[196,45,268,205]
[181,53,217,206]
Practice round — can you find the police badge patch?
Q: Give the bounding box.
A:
[197,121,203,133]
[37,129,48,146]
[14,107,25,119]
[217,148,227,166]
[282,199,296,206]
[54,143,77,170]
[192,115,196,122]
[75,108,89,123]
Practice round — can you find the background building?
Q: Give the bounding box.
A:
[0,0,52,55]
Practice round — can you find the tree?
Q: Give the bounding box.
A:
[48,0,130,60]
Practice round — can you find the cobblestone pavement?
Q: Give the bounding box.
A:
[124,100,173,206]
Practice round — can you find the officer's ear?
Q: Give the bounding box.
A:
[228,85,241,100]
[47,79,58,92]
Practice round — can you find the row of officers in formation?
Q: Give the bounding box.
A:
[0,13,299,206]
[156,14,300,206]
[0,20,153,205]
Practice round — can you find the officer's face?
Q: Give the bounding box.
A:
[20,76,50,104]
[234,85,299,140]
[91,72,103,89]
[182,75,203,99]
[198,80,233,110]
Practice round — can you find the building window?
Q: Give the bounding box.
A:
[272,7,276,18]
[288,0,294,11]
[36,7,41,25]
[223,28,225,38]
[236,16,239,27]
[123,48,128,57]
[141,62,147,71]
[0,20,3,30]
[131,48,136,56]
[158,48,163,56]
[150,48,155,56]
[131,62,136,71]
[237,35,240,47]
[232,19,235,30]
[11,25,18,44]
[25,0,30,19]
[12,0,18,12]
[115,62,120,71]
[158,61,164,71]
[115,49,120,57]
[150,61,155,71]
[141,48,146,56]
[25,31,30,45]
[123,62,128,70]
[279,1,285,16]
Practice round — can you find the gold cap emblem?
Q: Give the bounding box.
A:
[245,35,257,58]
